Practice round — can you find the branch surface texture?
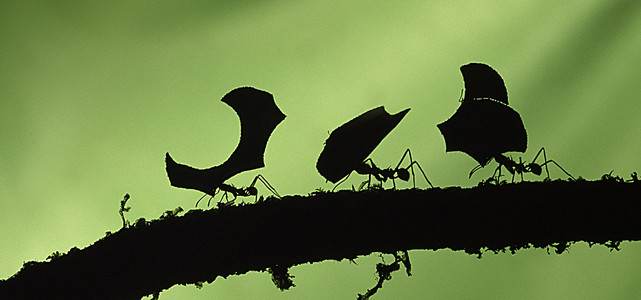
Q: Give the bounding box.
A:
[2,179,640,299]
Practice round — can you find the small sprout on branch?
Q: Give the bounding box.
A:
[601,170,624,183]
[119,193,131,229]
[46,251,63,261]
[133,218,148,228]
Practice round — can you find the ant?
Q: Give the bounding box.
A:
[469,147,575,182]
[195,174,281,207]
[333,149,433,191]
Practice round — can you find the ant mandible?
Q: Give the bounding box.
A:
[334,149,434,191]
[470,147,575,182]
[195,174,281,207]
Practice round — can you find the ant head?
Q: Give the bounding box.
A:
[397,169,410,181]
[529,164,542,176]
[246,186,258,196]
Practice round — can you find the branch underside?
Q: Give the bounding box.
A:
[2,180,640,299]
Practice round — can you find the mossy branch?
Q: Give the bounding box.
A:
[2,179,640,299]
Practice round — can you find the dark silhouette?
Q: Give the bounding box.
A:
[473,147,576,182]
[438,63,574,181]
[316,107,432,190]
[2,178,639,299]
[119,193,131,228]
[195,174,281,206]
[438,63,527,171]
[358,251,411,300]
[165,87,286,198]
[460,62,508,105]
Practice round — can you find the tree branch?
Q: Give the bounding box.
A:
[2,179,640,299]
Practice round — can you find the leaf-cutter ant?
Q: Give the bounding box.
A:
[333,149,433,191]
[469,147,575,182]
[195,174,281,207]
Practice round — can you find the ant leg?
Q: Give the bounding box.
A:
[407,161,434,188]
[470,157,494,178]
[540,160,576,180]
[363,158,376,168]
[361,158,376,190]
[195,194,207,207]
[197,187,219,207]
[520,158,524,182]
[516,157,524,182]
[491,164,501,180]
[357,180,367,191]
[492,163,505,183]
[332,172,352,192]
[253,174,282,199]
[541,148,551,179]
[469,164,485,178]
[394,149,417,188]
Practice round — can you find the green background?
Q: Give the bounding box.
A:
[2,1,641,299]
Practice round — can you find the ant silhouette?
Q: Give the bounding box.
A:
[333,149,433,191]
[469,147,575,182]
[195,174,281,207]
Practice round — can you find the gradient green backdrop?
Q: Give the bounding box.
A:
[2,1,641,299]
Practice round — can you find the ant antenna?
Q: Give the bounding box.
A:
[458,88,464,102]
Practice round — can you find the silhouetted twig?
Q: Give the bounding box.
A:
[358,251,411,300]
